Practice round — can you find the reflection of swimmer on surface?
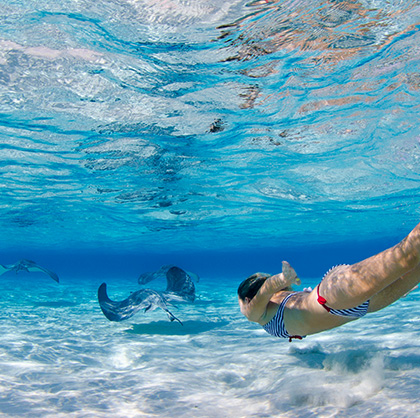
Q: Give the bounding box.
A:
[219,0,417,65]
[217,0,419,110]
[98,266,197,325]
[0,40,103,62]
[0,259,59,283]
[238,221,420,342]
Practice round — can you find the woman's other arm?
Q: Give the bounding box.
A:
[240,261,300,322]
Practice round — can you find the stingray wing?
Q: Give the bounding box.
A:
[0,260,24,274]
[0,259,59,282]
[137,265,173,285]
[164,266,195,303]
[186,270,200,283]
[98,283,182,324]
[98,283,151,321]
[0,263,13,276]
[23,260,60,283]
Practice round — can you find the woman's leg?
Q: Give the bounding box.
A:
[368,263,420,313]
[319,221,420,309]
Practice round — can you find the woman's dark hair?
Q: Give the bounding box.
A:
[237,272,271,301]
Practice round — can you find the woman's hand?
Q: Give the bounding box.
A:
[266,261,300,293]
[281,261,301,286]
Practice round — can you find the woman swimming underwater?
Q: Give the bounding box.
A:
[238,221,420,341]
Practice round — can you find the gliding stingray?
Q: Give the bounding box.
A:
[138,264,200,289]
[98,284,182,324]
[98,266,197,324]
[0,259,59,283]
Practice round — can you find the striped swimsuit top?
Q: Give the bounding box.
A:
[262,293,304,342]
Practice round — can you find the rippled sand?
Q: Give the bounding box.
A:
[1,274,420,417]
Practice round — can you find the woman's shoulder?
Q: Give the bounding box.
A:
[270,290,296,303]
[258,291,298,325]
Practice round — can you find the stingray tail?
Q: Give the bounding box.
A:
[167,310,183,325]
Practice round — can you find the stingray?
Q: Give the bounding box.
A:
[98,266,197,324]
[98,284,182,324]
[0,259,59,283]
[138,265,199,286]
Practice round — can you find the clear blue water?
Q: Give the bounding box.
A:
[1,0,420,416]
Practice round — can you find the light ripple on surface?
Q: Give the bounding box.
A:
[0,0,419,250]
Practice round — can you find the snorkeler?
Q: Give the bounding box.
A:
[238,221,420,341]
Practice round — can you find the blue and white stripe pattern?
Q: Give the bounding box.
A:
[320,264,370,318]
[262,293,295,338]
[328,300,370,318]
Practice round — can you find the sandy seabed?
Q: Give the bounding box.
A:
[1,274,420,418]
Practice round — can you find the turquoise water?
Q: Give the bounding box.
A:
[1,0,420,416]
